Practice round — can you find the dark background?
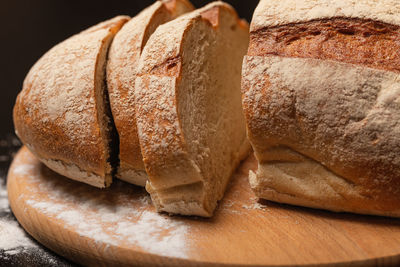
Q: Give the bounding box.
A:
[0,0,258,137]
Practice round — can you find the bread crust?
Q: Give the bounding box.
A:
[249,18,400,73]
[242,55,400,216]
[107,0,193,186]
[135,1,249,216]
[13,16,129,188]
[251,0,400,31]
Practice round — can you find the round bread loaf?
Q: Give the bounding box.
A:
[242,0,400,217]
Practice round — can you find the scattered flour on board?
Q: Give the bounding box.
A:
[0,219,36,255]
[14,159,190,259]
[0,186,9,213]
[0,184,36,255]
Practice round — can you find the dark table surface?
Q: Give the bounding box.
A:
[0,133,77,267]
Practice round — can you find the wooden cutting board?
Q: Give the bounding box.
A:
[7,146,400,266]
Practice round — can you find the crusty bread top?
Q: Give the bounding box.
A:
[251,0,400,31]
[13,16,128,181]
[242,55,400,211]
[107,0,193,176]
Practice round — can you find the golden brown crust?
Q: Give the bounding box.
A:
[13,16,128,187]
[249,18,400,73]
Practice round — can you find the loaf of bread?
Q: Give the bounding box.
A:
[135,1,250,216]
[107,0,194,186]
[13,1,249,217]
[242,0,400,217]
[13,16,129,188]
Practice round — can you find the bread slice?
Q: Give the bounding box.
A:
[242,0,400,217]
[135,1,250,217]
[107,0,194,186]
[13,16,129,188]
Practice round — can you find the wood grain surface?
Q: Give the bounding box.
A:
[7,146,400,266]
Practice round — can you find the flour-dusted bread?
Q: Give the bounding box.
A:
[242,0,400,217]
[13,16,129,188]
[135,1,250,217]
[107,0,194,186]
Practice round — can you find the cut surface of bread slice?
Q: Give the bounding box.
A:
[107,0,194,186]
[135,1,250,217]
[13,16,129,188]
[242,0,400,217]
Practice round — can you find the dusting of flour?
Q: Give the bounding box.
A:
[13,153,190,259]
[0,185,10,213]
[0,187,36,255]
[0,218,35,254]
